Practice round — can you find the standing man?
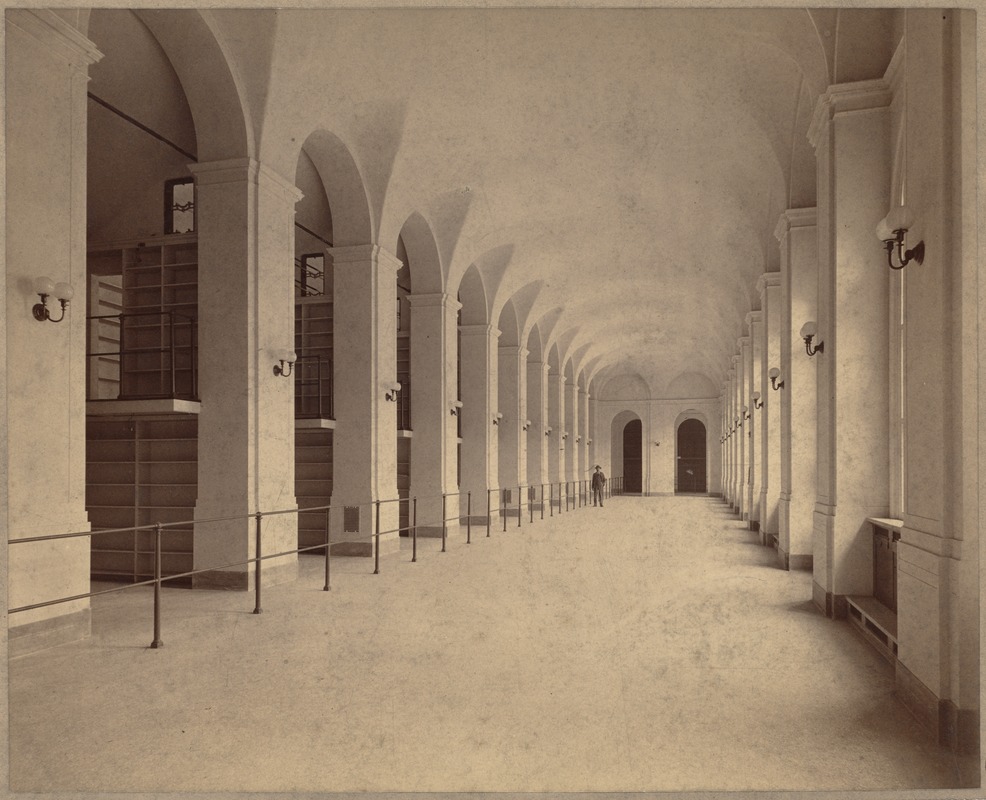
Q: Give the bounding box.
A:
[591,465,607,507]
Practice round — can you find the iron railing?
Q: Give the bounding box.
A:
[86,310,198,401]
[294,355,333,419]
[9,476,625,649]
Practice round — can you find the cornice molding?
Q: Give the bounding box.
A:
[8,9,103,72]
[459,324,500,338]
[808,79,891,151]
[773,207,817,242]
[329,244,402,272]
[756,271,782,295]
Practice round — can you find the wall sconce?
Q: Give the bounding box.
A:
[450,400,463,416]
[768,367,784,391]
[751,391,763,409]
[544,426,553,437]
[876,205,924,270]
[384,382,402,402]
[522,419,532,431]
[561,431,569,440]
[32,276,74,323]
[742,405,750,421]
[587,439,592,445]
[735,415,743,429]
[273,349,298,377]
[653,441,661,447]
[492,412,503,426]
[800,321,824,357]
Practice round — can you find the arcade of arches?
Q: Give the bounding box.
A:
[2,6,983,793]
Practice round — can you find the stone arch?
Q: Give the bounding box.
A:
[457,264,490,326]
[297,129,373,247]
[132,10,252,161]
[527,324,544,362]
[397,211,444,296]
[497,299,521,349]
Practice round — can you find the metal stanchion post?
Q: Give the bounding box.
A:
[374,501,381,574]
[501,488,507,532]
[253,512,263,614]
[150,523,163,648]
[487,489,492,537]
[530,487,534,524]
[467,492,472,544]
[518,486,522,528]
[412,497,418,562]
[323,507,331,591]
[540,484,545,520]
[442,494,447,553]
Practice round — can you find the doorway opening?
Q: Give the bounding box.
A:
[623,419,643,493]
[676,418,707,493]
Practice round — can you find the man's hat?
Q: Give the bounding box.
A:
[594,465,601,469]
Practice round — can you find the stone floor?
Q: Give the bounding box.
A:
[7,495,976,795]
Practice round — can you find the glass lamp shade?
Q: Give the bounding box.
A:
[799,321,817,340]
[53,282,74,301]
[393,382,402,393]
[885,204,914,233]
[768,367,780,379]
[875,216,893,242]
[33,276,55,295]
[751,391,761,401]
[740,405,748,413]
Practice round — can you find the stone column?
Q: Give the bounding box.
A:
[5,10,102,653]
[736,340,750,519]
[564,379,578,482]
[547,368,564,502]
[776,211,817,570]
[190,158,301,582]
[577,388,589,489]
[725,365,736,505]
[497,345,528,495]
[408,293,460,536]
[809,80,891,617]
[758,273,784,549]
[459,324,499,521]
[587,394,597,471]
[321,244,402,555]
[746,313,763,532]
[526,359,549,498]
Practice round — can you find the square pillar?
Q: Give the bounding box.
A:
[547,368,564,497]
[577,388,589,484]
[776,210,817,570]
[497,345,528,493]
[5,11,102,654]
[564,379,578,482]
[189,159,301,585]
[460,324,499,521]
[327,244,402,555]
[809,80,891,617]
[526,360,549,489]
[746,312,763,531]
[736,341,750,518]
[408,293,460,536]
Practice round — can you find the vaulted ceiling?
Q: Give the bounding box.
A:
[86,7,900,397]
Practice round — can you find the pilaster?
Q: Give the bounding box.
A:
[459,324,499,519]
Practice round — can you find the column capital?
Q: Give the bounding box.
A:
[737,336,751,350]
[189,158,303,205]
[498,345,529,360]
[459,323,500,338]
[774,208,817,242]
[756,271,782,295]
[8,9,103,72]
[745,310,763,331]
[329,244,402,271]
[808,79,891,150]
[408,292,461,311]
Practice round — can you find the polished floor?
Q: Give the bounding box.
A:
[8,495,972,794]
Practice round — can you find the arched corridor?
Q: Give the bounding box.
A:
[3,6,982,797]
[8,496,969,792]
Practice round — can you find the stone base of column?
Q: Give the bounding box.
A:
[193,557,298,589]
[330,530,401,557]
[812,581,847,619]
[8,608,90,658]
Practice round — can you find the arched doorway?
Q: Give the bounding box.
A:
[623,419,643,493]
[676,418,707,493]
